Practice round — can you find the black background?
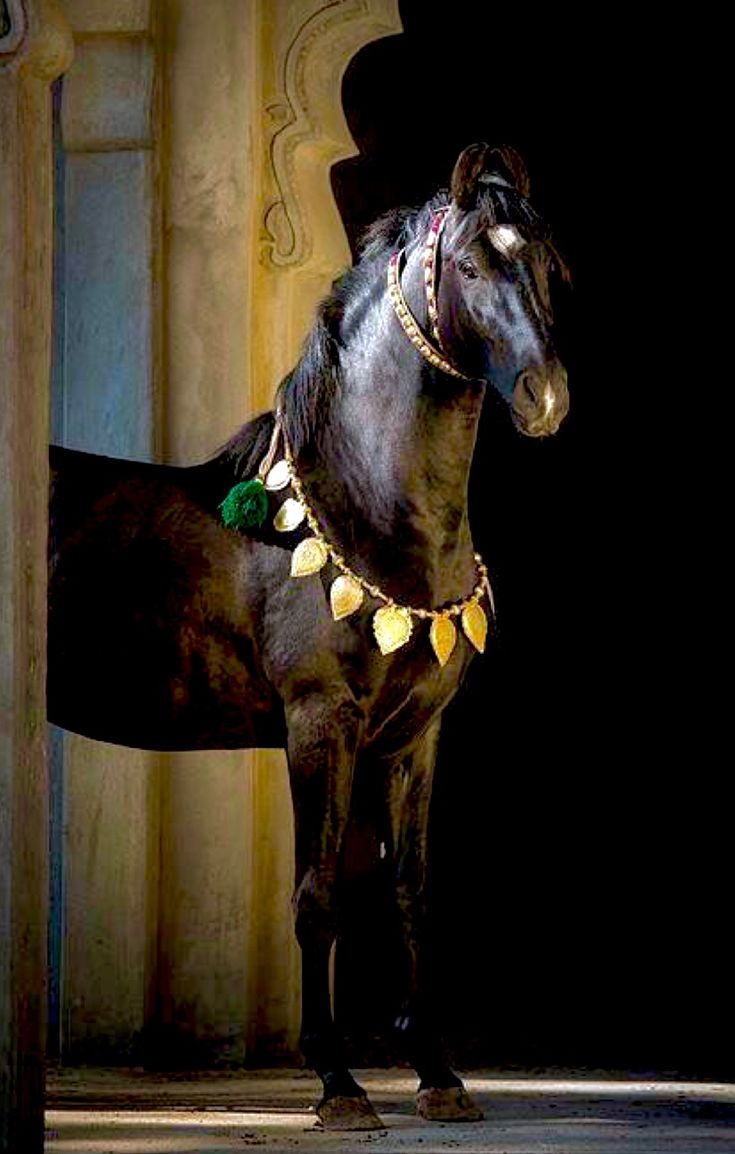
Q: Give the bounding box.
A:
[332,2,731,1077]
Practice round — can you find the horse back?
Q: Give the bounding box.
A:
[48,444,286,751]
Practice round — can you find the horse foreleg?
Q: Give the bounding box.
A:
[286,695,383,1131]
[390,718,484,1122]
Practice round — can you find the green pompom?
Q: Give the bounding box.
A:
[220,478,269,532]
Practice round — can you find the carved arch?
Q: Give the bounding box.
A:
[1,0,73,76]
[251,0,401,413]
[261,0,402,272]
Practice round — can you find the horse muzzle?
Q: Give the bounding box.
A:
[511,364,569,437]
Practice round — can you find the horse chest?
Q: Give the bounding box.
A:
[257,550,475,758]
[353,646,473,759]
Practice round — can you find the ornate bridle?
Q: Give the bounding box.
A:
[387,206,475,381]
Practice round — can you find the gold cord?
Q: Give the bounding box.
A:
[280,442,493,661]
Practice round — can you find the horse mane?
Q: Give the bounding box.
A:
[274,192,448,461]
[223,180,553,474]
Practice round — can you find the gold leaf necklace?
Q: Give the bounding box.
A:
[260,424,494,666]
[234,214,495,666]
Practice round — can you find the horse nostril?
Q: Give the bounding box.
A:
[521,375,538,405]
[511,363,568,437]
[515,371,542,409]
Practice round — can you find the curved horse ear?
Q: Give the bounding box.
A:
[490,144,531,198]
[451,143,531,208]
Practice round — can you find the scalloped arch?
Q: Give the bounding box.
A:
[261,0,402,271]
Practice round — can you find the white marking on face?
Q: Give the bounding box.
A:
[543,383,555,417]
[488,225,524,256]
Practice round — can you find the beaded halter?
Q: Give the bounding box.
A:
[387,206,474,381]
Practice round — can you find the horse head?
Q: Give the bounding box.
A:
[437,143,570,437]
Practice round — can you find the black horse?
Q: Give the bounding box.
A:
[48,143,569,1128]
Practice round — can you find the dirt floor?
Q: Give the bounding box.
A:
[45,1067,735,1153]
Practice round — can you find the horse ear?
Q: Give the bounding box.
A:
[450,142,531,208]
[490,144,531,198]
[451,143,494,209]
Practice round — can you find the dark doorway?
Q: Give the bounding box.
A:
[332,2,730,1078]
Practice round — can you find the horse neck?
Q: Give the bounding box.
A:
[308,245,484,605]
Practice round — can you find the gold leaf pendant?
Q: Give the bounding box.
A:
[373,604,413,655]
[429,614,457,666]
[264,459,291,491]
[291,537,328,577]
[461,600,487,653]
[330,574,364,621]
[274,498,306,532]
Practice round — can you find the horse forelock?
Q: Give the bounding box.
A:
[456,187,569,283]
[467,185,546,240]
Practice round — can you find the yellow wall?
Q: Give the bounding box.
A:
[52,0,401,1065]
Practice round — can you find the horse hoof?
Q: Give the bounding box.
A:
[316,1094,385,1130]
[416,1086,484,1121]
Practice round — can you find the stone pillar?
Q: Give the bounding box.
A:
[53,0,161,1063]
[0,1,73,1148]
[156,0,264,1065]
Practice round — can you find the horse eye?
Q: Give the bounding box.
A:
[458,259,478,281]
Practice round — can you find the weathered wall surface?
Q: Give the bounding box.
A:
[0,2,73,1146]
[157,1,264,1064]
[51,0,159,1063]
[51,0,401,1067]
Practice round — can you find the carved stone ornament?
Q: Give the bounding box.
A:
[261,0,401,269]
[0,0,25,56]
[1,0,73,77]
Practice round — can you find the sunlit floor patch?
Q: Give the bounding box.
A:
[46,1108,344,1153]
[464,1075,735,1101]
[45,1072,735,1154]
